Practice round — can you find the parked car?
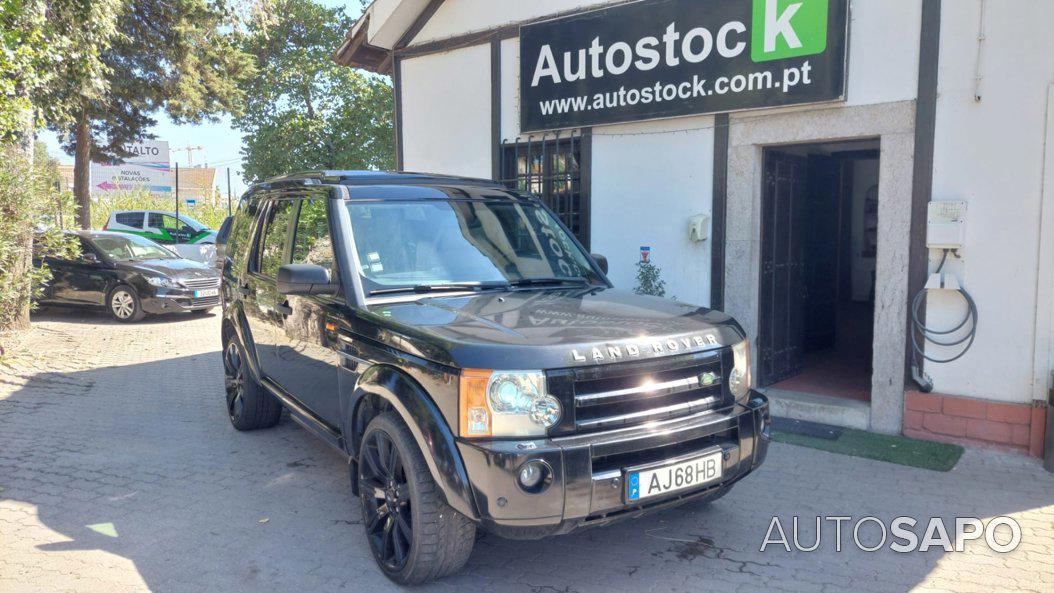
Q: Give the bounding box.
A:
[104,210,217,265]
[221,171,770,585]
[34,230,221,322]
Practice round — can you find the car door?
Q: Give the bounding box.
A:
[51,237,110,305]
[268,195,343,426]
[242,198,296,387]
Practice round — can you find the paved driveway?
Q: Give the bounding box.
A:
[1,309,1052,593]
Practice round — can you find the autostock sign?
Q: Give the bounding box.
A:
[519,0,849,132]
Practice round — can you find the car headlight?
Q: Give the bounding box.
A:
[729,339,753,402]
[459,370,561,438]
[146,276,181,288]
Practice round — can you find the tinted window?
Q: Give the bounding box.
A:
[256,201,294,277]
[114,212,143,227]
[292,199,334,275]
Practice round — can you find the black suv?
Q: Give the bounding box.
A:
[220,171,770,584]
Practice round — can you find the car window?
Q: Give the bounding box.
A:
[292,199,334,275]
[346,200,599,291]
[114,212,143,227]
[256,200,295,277]
[148,213,193,233]
[90,234,175,261]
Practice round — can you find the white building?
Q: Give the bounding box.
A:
[336,0,1053,458]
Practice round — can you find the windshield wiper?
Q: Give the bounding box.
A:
[508,277,590,288]
[369,282,509,296]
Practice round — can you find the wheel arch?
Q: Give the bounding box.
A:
[348,364,479,521]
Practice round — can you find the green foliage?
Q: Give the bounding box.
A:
[0,142,77,331]
[234,0,395,182]
[48,0,256,162]
[52,190,232,231]
[634,259,667,298]
[0,0,121,140]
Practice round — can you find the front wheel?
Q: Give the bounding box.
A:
[358,413,476,585]
[222,337,282,431]
[108,285,145,322]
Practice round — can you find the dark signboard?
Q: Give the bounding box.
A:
[519,0,849,132]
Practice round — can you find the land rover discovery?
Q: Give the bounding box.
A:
[220,171,770,584]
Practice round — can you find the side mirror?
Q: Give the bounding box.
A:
[277,263,339,296]
[590,253,609,275]
[81,252,100,264]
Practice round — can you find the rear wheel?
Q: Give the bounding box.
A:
[358,413,475,585]
[222,337,282,431]
[108,285,145,322]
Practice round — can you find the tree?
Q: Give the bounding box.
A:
[0,1,119,332]
[46,0,255,229]
[234,0,394,182]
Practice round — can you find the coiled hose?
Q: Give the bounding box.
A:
[910,250,978,392]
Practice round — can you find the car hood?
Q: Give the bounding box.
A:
[362,287,744,370]
[117,258,219,279]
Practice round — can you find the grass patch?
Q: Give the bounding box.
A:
[772,428,964,472]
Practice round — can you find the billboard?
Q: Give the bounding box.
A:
[520,0,849,132]
[90,140,173,195]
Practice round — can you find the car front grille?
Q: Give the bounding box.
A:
[181,277,220,290]
[550,348,731,435]
[190,296,220,307]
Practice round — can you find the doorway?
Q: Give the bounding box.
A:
[757,140,880,403]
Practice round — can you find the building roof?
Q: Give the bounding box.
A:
[333,0,435,73]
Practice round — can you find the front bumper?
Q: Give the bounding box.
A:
[457,391,770,539]
[140,288,221,314]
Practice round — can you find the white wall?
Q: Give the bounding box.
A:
[844,0,922,106]
[926,0,1054,403]
[591,116,715,307]
[412,0,620,45]
[401,45,492,177]
[500,37,521,142]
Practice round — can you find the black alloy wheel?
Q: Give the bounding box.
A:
[221,336,282,431]
[360,428,413,572]
[223,340,247,424]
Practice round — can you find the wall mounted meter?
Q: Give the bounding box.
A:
[927,200,967,250]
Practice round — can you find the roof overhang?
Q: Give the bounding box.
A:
[333,0,435,74]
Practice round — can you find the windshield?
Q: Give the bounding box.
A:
[346,200,601,295]
[91,234,177,261]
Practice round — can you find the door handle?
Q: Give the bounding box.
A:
[276,302,293,316]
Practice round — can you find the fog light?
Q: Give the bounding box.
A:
[516,460,551,493]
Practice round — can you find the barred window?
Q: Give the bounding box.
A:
[500,133,590,249]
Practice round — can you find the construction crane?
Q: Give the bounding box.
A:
[171,145,205,165]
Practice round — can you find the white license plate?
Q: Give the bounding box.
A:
[626,450,723,502]
[193,288,219,298]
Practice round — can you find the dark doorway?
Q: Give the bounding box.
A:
[758,140,880,403]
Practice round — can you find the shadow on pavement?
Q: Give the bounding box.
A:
[1,352,1051,592]
[31,306,219,326]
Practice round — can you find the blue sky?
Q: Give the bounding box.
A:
[39,0,363,196]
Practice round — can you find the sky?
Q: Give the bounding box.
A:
[38,0,363,197]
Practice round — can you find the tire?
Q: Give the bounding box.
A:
[222,336,282,431]
[108,285,145,322]
[358,413,476,585]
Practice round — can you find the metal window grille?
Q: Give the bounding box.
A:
[500,132,588,246]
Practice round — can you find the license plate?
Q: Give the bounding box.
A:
[193,288,219,298]
[626,450,723,502]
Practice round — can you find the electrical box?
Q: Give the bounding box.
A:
[688,214,710,243]
[927,200,967,249]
